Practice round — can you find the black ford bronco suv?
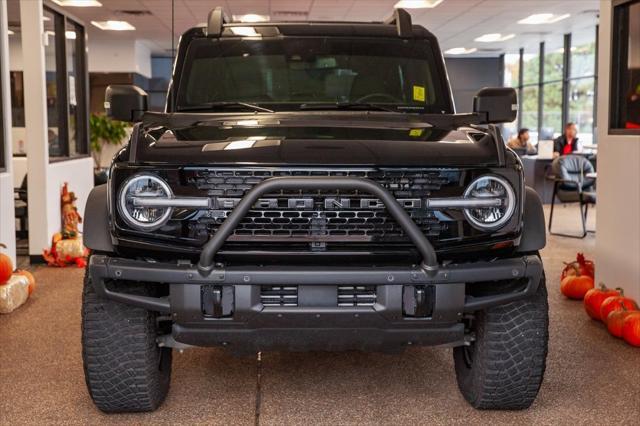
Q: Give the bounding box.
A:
[82,8,548,413]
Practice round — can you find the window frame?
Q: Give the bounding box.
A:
[504,26,599,144]
[44,5,89,161]
[609,0,640,135]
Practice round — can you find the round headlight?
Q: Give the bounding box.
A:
[118,174,173,231]
[463,175,515,231]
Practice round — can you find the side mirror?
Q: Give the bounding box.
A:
[105,85,148,122]
[473,87,517,124]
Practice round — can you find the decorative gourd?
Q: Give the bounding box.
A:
[600,292,639,324]
[584,284,621,321]
[14,270,36,295]
[0,243,13,285]
[622,312,640,347]
[606,307,636,338]
[560,275,594,300]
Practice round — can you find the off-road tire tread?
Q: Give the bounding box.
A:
[454,270,549,410]
[81,272,172,412]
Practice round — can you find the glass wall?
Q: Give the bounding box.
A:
[502,26,598,147]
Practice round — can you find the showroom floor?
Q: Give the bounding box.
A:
[1,205,639,425]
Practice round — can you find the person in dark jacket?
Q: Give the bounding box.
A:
[553,122,579,157]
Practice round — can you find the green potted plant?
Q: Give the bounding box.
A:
[89,113,129,169]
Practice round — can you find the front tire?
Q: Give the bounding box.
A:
[453,271,549,410]
[81,271,172,412]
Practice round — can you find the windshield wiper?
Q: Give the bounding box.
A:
[299,102,400,113]
[177,102,274,113]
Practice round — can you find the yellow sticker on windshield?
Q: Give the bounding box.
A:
[409,128,423,137]
[413,85,426,102]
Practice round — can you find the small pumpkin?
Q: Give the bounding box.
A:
[584,284,621,321]
[600,292,639,324]
[606,306,636,338]
[622,312,640,347]
[560,275,594,300]
[561,252,595,280]
[14,269,36,295]
[0,243,13,285]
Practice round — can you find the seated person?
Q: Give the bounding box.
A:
[507,128,536,155]
[553,122,579,157]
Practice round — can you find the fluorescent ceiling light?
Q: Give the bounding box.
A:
[52,0,102,6]
[394,0,444,8]
[230,26,260,37]
[518,13,570,25]
[474,33,515,43]
[445,47,477,55]
[91,20,135,31]
[8,29,14,35]
[232,14,269,23]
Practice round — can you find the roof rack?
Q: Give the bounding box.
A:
[206,7,226,37]
[384,8,413,38]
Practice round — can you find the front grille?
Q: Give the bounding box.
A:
[260,285,298,307]
[184,168,463,245]
[337,285,377,307]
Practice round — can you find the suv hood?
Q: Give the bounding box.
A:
[132,112,500,167]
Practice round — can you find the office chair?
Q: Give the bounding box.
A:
[547,155,596,238]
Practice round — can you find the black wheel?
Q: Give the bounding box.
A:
[81,271,172,413]
[453,269,549,410]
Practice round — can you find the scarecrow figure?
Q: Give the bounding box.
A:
[43,183,88,267]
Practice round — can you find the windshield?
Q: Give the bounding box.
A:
[175,35,449,113]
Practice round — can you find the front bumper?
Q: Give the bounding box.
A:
[89,254,543,353]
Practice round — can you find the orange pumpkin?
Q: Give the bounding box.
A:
[600,293,639,324]
[606,307,636,338]
[584,284,621,321]
[14,270,36,295]
[560,275,594,300]
[0,243,13,285]
[622,312,640,347]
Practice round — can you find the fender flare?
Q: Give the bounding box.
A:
[83,184,115,253]
[517,186,546,253]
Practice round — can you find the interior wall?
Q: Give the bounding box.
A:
[595,0,640,301]
[46,157,93,237]
[87,39,152,78]
[0,0,16,266]
[444,57,502,113]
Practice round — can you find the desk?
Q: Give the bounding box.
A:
[520,155,555,204]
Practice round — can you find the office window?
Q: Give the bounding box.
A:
[502,53,520,139]
[610,0,640,131]
[47,7,88,160]
[520,47,540,143]
[44,10,62,157]
[542,38,564,139]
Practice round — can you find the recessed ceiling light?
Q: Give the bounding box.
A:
[52,0,102,7]
[394,0,444,8]
[474,33,515,42]
[518,13,570,25]
[91,20,135,31]
[232,14,269,23]
[445,47,477,55]
[230,26,260,37]
[8,29,14,35]
[65,30,77,39]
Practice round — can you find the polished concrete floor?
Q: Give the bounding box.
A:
[1,205,639,425]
